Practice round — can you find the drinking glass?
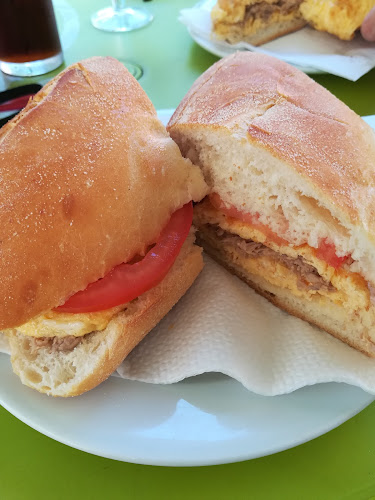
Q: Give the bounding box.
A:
[0,0,63,77]
[91,0,153,32]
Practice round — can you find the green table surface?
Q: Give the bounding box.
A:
[1,1,375,499]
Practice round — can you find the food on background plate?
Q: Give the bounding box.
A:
[211,0,306,45]
[211,0,375,45]
[300,0,375,40]
[0,56,208,397]
[168,51,375,357]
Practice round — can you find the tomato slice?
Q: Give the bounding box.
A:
[315,239,349,269]
[210,194,350,269]
[209,193,289,246]
[56,202,193,313]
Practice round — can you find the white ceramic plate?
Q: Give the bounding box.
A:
[188,28,322,75]
[1,113,375,467]
[0,354,374,466]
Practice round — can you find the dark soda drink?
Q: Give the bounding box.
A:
[0,0,63,76]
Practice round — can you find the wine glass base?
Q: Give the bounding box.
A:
[121,61,143,80]
[91,7,153,32]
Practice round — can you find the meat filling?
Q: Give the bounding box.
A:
[245,0,303,21]
[214,226,335,293]
[34,335,82,352]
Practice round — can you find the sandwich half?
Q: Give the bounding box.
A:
[211,0,306,45]
[168,51,375,357]
[0,57,208,396]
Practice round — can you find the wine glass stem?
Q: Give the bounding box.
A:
[112,0,126,12]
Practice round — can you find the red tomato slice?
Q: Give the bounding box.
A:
[56,202,193,313]
[210,194,350,269]
[315,239,349,269]
[209,193,289,246]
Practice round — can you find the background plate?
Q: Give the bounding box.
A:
[188,29,323,75]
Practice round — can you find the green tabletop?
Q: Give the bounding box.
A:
[1,1,375,499]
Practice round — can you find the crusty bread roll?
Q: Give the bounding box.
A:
[1,57,208,396]
[212,0,306,45]
[0,56,207,330]
[168,51,375,357]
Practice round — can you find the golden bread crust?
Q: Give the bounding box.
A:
[168,52,375,247]
[0,57,207,329]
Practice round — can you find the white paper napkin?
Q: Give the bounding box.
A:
[180,0,375,81]
[0,335,10,355]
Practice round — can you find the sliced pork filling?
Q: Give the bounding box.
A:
[33,335,83,352]
[245,0,303,22]
[210,225,335,293]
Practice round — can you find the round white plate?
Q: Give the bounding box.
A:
[188,29,323,75]
[0,354,374,466]
[1,112,375,466]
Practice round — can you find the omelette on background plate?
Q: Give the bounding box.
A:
[212,0,375,44]
[301,0,375,40]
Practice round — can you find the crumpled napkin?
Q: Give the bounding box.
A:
[180,0,375,81]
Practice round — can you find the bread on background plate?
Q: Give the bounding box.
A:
[211,0,306,45]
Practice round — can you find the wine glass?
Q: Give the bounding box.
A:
[91,0,153,32]
[91,0,153,80]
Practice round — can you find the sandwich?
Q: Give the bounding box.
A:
[0,57,208,396]
[300,0,375,41]
[211,0,306,46]
[168,51,375,357]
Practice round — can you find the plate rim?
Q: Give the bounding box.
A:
[1,366,374,466]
